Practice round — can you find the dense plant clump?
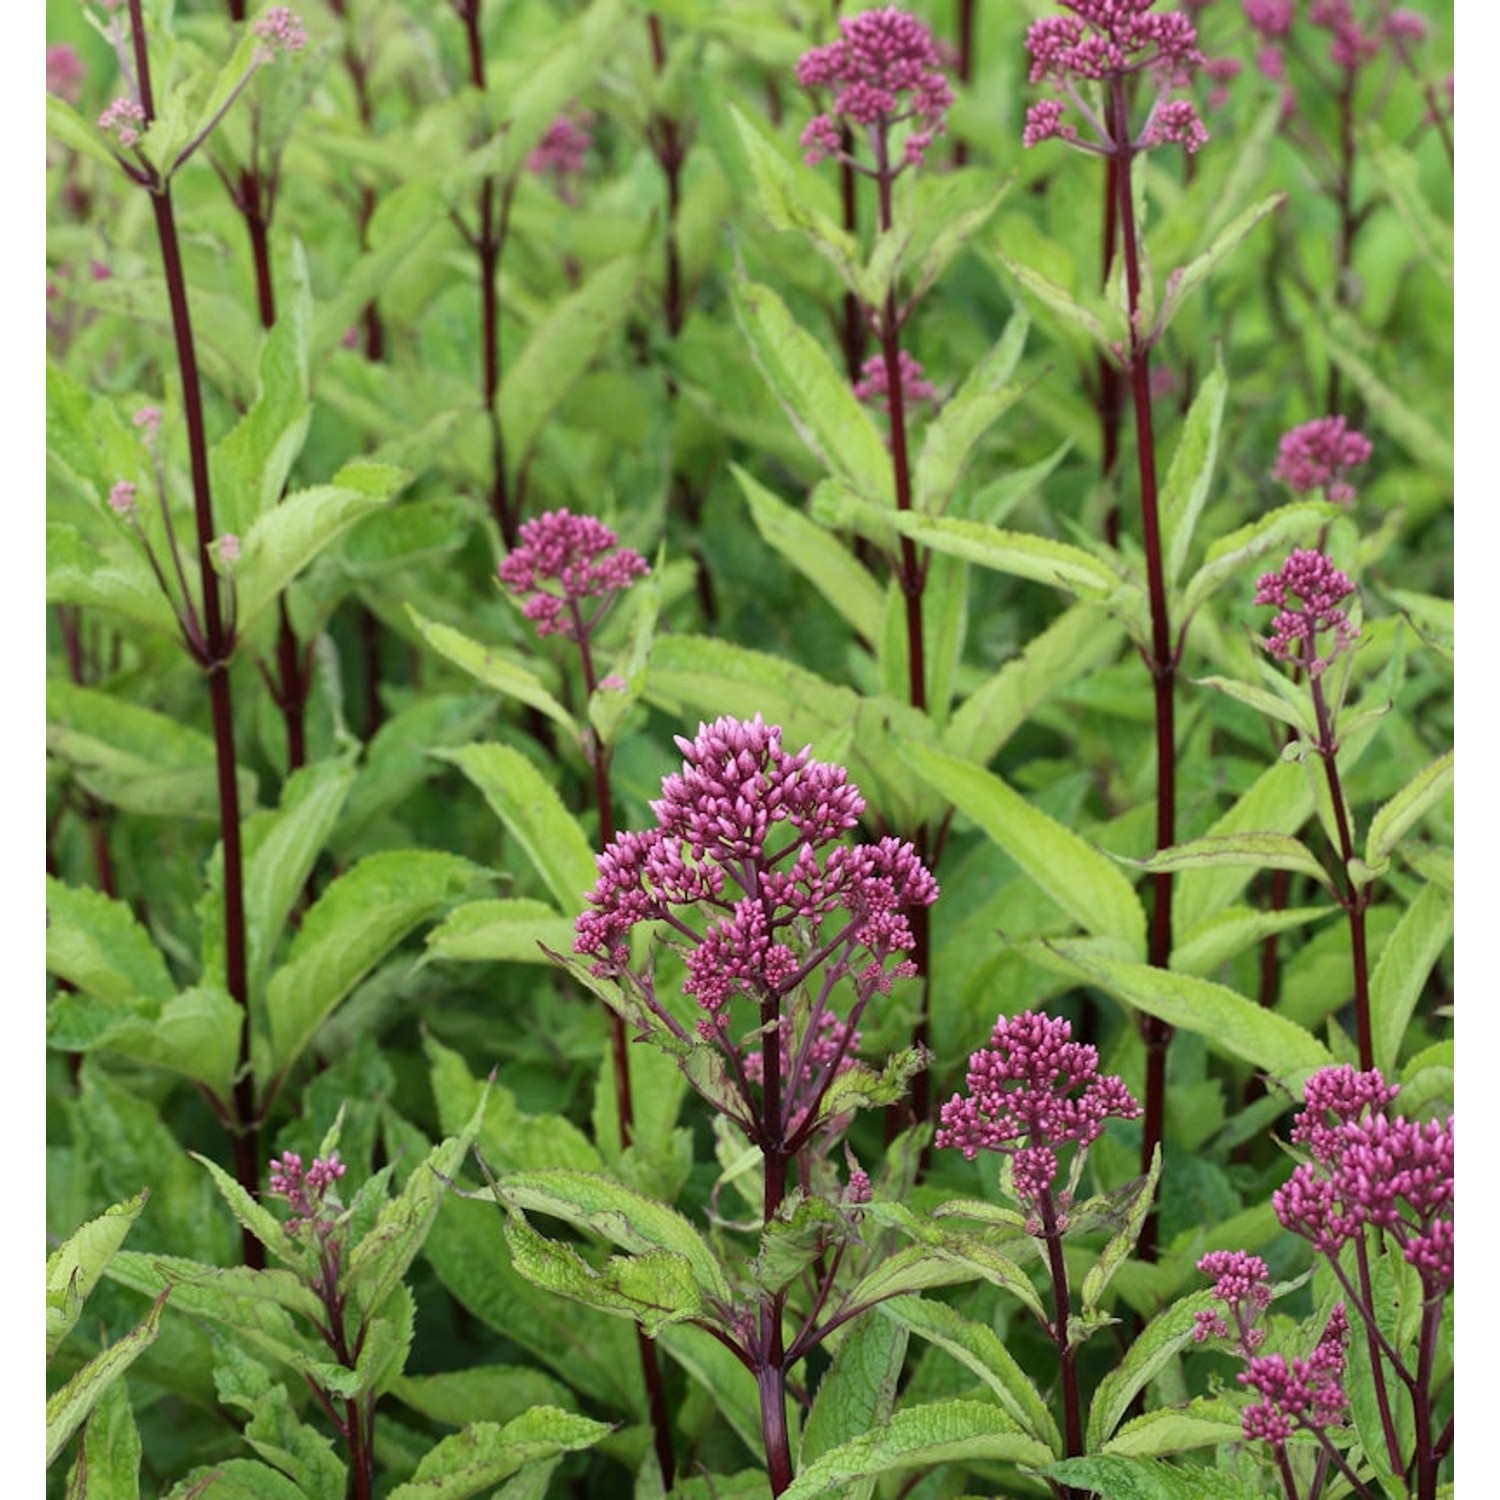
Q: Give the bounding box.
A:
[46,0,1452,1497]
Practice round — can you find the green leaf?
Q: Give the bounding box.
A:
[657,1324,764,1460]
[437,742,598,914]
[386,1409,611,1500]
[1129,833,1337,899]
[913,312,1030,516]
[1323,308,1454,481]
[1154,193,1284,338]
[878,1297,1060,1453]
[1180,500,1337,620]
[1172,904,1334,979]
[48,93,128,171]
[1162,359,1228,587]
[801,1312,910,1483]
[408,608,578,736]
[234,1380,346,1500]
[189,1152,303,1271]
[1081,1150,1161,1315]
[733,465,884,643]
[732,277,893,505]
[66,1379,142,1500]
[236,466,407,636]
[425,898,576,964]
[45,877,175,1010]
[499,256,641,476]
[779,1400,1053,1498]
[1193,673,1314,737]
[841,1237,1046,1324]
[1103,1399,1248,1458]
[493,1170,728,1300]
[901,742,1146,956]
[47,1291,168,1469]
[1362,127,1452,283]
[392,1366,577,1429]
[1047,1455,1264,1500]
[1365,749,1453,874]
[1371,883,1454,1074]
[1028,939,1331,1078]
[47,524,180,636]
[160,1460,310,1500]
[48,679,257,821]
[47,1192,149,1361]
[996,252,1118,354]
[265,850,489,1083]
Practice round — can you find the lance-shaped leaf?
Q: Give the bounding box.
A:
[752,1194,848,1292]
[901,742,1146,956]
[438,742,600,915]
[1047,1455,1265,1500]
[191,1152,303,1271]
[1081,1149,1161,1315]
[499,256,641,478]
[348,1091,488,1319]
[733,277,893,505]
[426,898,576,964]
[840,1234,1046,1324]
[47,524,181,636]
[1362,127,1452,285]
[66,1378,142,1500]
[1364,749,1453,877]
[1103,1399,1249,1459]
[160,1460,309,1500]
[813,1046,930,1128]
[590,563,661,748]
[265,850,490,1085]
[47,93,127,171]
[901,174,1012,308]
[1153,192,1284,337]
[1371,882,1454,1075]
[47,1290,168,1469]
[501,1211,706,1337]
[1323,309,1454,481]
[996,252,1119,355]
[235,463,408,636]
[1179,500,1337,621]
[45,877,175,1011]
[48,1192,149,1362]
[779,1400,1053,1499]
[492,1170,728,1300]
[1127,833,1338,900]
[408,608,578,735]
[1162,359,1227,587]
[225,1373,345,1500]
[48,680,257,821]
[1026,939,1331,1077]
[878,1297,1060,1453]
[1194,672,1316,738]
[1172,904,1334,980]
[386,1408,611,1500]
[801,1312,909,1484]
[734,465,884,643]
[913,311,1030,516]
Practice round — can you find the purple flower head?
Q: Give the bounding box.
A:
[1253,547,1358,676]
[527,112,593,194]
[575,717,938,1127]
[854,350,936,412]
[1203,54,1242,110]
[1024,0,1207,155]
[796,7,953,168]
[1256,43,1288,82]
[132,405,163,441]
[1384,8,1428,43]
[216,532,242,567]
[1239,1305,1350,1448]
[1272,415,1373,504]
[499,508,649,642]
[1274,1066,1454,1294]
[1194,1249,1273,1345]
[1309,0,1380,68]
[268,1150,347,1237]
[99,97,146,148]
[936,1010,1141,1207]
[47,44,86,104]
[108,480,137,518]
[254,6,307,55]
[1243,0,1293,37]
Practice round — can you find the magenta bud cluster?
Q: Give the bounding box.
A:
[854,350,936,411]
[796,6,953,168]
[254,6,307,54]
[1240,1306,1351,1448]
[268,1150,347,1237]
[1254,547,1359,676]
[1272,415,1373,505]
[936,1010,1141,1206]
[498,507,649,640]
[527,112,594,189]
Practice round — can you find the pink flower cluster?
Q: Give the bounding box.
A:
[854,350,936,411]
[527,113,593,186]
[98,97,147,148]
[575,715,938,1045]
[498,508,649,640]
[796,7,953,168]
[268,1150,346,1237]
[1272,415,1373,504]
[1274,1065,1454,1294]
[47,43,85,104]
[936,1010,1141,1206]
[1240,1306,1351,1447]
[254,6,307,54]
[1024,0,1207,154]
[1254,547,1359,676]
[1194,1249,1273,1346]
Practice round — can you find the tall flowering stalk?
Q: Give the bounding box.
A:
[796,5,952,1124]
[1199,1066,1454,1498]
[575,715,939,1492]
[91,0,305,1263]
[498,509,674,1480]
[938,1011,1142,1489]
[1254,547,1374,1066]
[1023,0,1208,1255]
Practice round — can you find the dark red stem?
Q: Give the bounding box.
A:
[952,0,975,166]
[1038,1185,1084,1499]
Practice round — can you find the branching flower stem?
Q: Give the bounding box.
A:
[125,0,260,1264]
[1108,78,1176,1260]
